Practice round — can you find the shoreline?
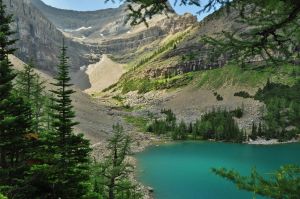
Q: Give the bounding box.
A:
[245,137,300,145]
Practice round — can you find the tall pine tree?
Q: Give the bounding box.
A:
[0,0,15,99]
[47,40,91,198]
[0,0,33,196]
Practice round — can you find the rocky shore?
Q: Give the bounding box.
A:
[246,137,300,145]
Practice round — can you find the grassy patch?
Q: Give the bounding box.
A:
[123,115,149,132]
[121,73,195,94]
[196,64,300,89]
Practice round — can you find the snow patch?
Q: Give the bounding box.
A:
[80,65,87,71]
[64,26,92,32]
[75,26,92,31]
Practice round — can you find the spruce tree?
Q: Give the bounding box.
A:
[47,40,91,198]
[250,122,257,140]
[257,122,263,137]
[0,0,15,101]
[0,0,33,196]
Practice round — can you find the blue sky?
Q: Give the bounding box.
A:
[41,0,216,21]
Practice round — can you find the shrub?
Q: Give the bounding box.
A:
[234,91,252,98]
[231,107,243,118]
[216,94,223,101]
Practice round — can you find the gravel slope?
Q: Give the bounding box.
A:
[84,54,125,94]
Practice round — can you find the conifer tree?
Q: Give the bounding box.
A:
[250,122,257,140]
[15,60,36,101]
[0,0,15,101]
[257,122,263,137]
[0,0,33,196]
[45,40,91,198]
[96,124,141,199]
[15,60,46,133]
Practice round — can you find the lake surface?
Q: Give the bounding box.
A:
[136,141,300,199]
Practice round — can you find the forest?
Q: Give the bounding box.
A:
[147,108,246,142]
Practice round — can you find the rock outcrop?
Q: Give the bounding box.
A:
[4,0,92,73]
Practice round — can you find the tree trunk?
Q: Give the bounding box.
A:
[0,148,7,168]
[108,178,115,199]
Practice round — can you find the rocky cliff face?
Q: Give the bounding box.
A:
[136,8,239,78]
[31,0,133,39]
[31,0,197,57]
[100,13,198,55]
[4,0,92,73]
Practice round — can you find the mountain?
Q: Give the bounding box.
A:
[5,0,198,90]
[30,0,197,61]
[30,0,134,39]
[4,0,92,74]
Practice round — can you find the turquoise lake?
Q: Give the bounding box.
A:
[135,141,300,199]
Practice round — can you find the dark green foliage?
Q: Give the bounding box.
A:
[92,124,142,199]
[254,80,300,140]
[147,109,177,136]
[0,1,33,196]
[234,91,252,98]
[198,109,244,142]
[0,96,33,197]
[0,0,16,99]
[250,122,257,140]
[230,107,243,118]
[172,120,187,140]
[148,108,245,142]
[213,92,223,101]
[216,94,223,101]
[213,165,300,199]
